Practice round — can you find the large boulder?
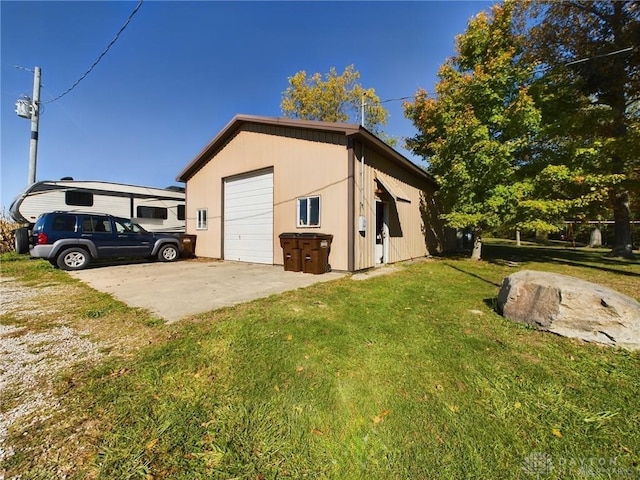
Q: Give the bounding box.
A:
[497,270,640,350]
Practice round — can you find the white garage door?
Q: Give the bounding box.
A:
[224,170,274,264]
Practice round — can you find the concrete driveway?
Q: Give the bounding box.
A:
[70,260,346,322]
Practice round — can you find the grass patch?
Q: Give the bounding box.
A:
[1,245,639,479]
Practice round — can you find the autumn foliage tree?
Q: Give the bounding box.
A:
[405,1,639,259]
[281,65,388,135]
[522,0,640,257]
[404,3,540,260]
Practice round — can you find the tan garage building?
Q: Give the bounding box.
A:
[176,115,448,272]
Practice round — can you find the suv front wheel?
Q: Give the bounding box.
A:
[57,247,91,271]
[158,244,179,262]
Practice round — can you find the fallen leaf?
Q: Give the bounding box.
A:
[109,368,129,377]
[286,334,293,341]
[373,409,391,424]
[296,366,305,372]
[274,385,280,392]
[311,428,323,436]
[146,438,158,451]
[551,428,563,438]
[514,401,522,409]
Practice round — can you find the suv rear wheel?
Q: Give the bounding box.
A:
[56,247,90,271]
[158,244,179,262]
[14,227,29,254]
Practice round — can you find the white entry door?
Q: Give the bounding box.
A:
[224,170,274,264]
[375,200,389,265]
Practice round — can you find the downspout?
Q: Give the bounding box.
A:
[347,140,355,272]
[356,140,367,236]
[356,104,369,268]
[361,142,365,214]
[360,97,366,216]
[360,99,366,215]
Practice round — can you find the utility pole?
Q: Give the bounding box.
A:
[28,66,42,185]
[16,66,42,185]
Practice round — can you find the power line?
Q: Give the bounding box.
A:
[564,46,634,67]
[380,96,413,104]
[44,0,144,104]
[532,46,635,76]
[367,46,636,112]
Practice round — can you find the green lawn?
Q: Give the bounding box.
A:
[1,241,639,479]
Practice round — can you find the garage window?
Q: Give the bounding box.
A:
[297,196,320,227]
[196,208,208,230]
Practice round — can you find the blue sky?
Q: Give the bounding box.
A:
[1,1,494,211]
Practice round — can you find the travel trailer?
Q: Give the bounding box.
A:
[10,180,186,253]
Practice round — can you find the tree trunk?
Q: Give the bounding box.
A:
[603,2,633,258]
[515,228,521,247]
[609,188,634,258]
[470,229,482,261]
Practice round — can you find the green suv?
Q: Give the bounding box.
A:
[29,211,182,271]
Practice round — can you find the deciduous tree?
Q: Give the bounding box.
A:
[522,0,640,257]
[404,3,540,260]
[281,65,388,135]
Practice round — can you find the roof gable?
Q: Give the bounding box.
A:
[176,114,435,186]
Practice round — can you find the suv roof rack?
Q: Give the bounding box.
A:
[50,210,120,217]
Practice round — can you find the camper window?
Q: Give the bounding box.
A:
[65,190,93,207]
[137,206,168,220]
[178,204,185,221]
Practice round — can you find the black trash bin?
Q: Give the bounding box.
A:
[279,233,302,272]
[299,233,333,274]
[179,234,197,258]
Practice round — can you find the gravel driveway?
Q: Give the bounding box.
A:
[0,278,102,466]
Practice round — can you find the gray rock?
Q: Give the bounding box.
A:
[497,270,640,350]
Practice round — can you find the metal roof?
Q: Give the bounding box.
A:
[176,114,436,186]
